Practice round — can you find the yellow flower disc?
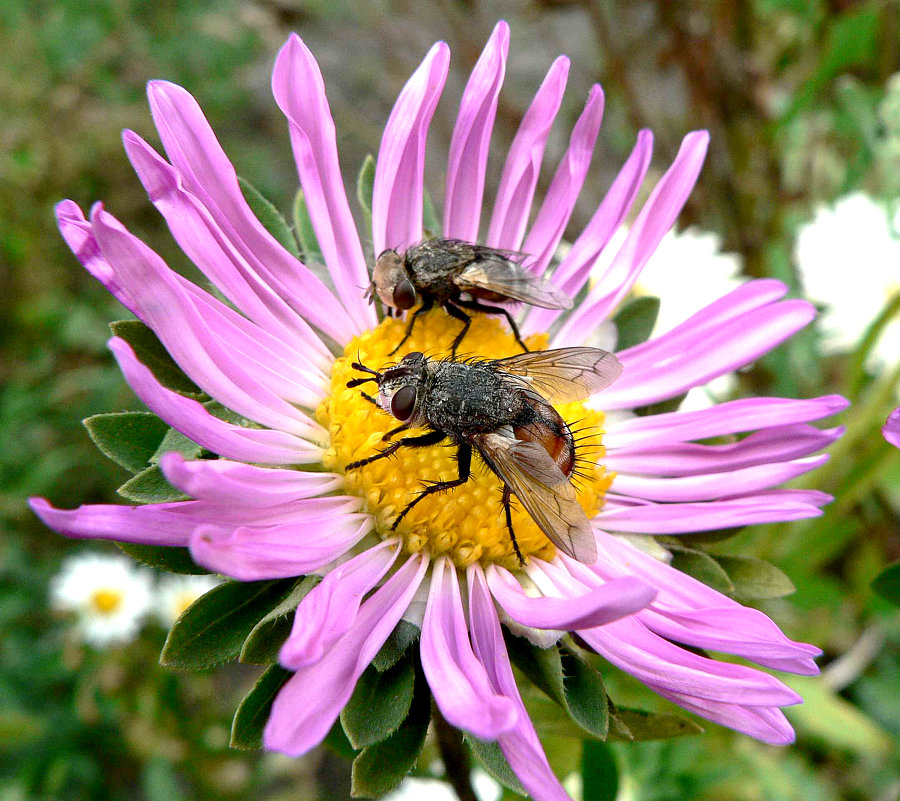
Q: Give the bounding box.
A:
[318,311,614,571]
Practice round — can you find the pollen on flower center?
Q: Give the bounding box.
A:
[317,311,614,570]
[90,588,125,615]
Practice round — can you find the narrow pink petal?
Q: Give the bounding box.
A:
[147,80,358,344]
[523,129,653,335]
[110,338,322,465]
[604,424,844,476]
[594,491,828,534]
[486,564,655,629]
[280,540,400,668]
[122,131,332,368]
[604,395,849,451]
[372,43,450,254]
[487,56,569,250]
[189,513,372,580]
[29,497,194,546]
[883,407,900,448]
[421,558,518,739]
[610,455,828,502]
[443,21,509,241]
[92,206,322,436]
[521,85,605,276]
[264,553,428,756]
[272,35,375,330]
[553,131,709,346]
[467,565,573,801]
[158,453,342,506]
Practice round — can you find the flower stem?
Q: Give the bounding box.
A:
[432,703,478,801]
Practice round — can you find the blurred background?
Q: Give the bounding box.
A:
[2,1,899,799]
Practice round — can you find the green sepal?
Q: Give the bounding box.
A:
[713,554,796,600]
[117,464,189,504]
[582,739,619,801]
[238,176,301,259]
[240,575,321,665]
[349,661,430,798]
[83,412,169,473]
[668,544,735,595]
[872,561,900,606]
[612,296,660,351]
[341,649,416,749]
[109,320,201,396]
[324,718,360,760]
[356,154,375,234]
[372,620,421,672]
[464,735,527,797]
[116,543,207,576]
[607,706,703,741]
[229,664,292,750]
[292,189,324,265]
[161,579,295,670]
[505,630,566,703]
[151,427,203,463]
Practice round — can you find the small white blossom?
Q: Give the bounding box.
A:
[155,573,221,627]
[50,553,154,647]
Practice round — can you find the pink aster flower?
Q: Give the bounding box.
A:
[31,22,846,800]
[884,408,900,448]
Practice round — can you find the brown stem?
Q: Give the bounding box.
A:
[432,702,479,801]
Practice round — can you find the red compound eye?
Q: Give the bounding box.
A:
[390,385,417,421]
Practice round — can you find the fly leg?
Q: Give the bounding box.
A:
[391,444,471,531]
[390,295,434,355]
[345,430,445,471]
[500,485,526,566]
[455,298,528,352]
[442,302,473,355]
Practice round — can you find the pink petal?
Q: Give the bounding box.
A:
[372,43,450,254]
[158,452,343,506]
[486,564,655,629]
[272,35,376,331]
[521,85,605,277]
[883,407,900,448]
[523,129,653,335]
[264,553,428,756]
[146,80,358,344]
[109,337,322,465]
[487,56,569,251]
[553,131,709,346]
[280,540,400,668]
[443,21,509,241]
[421,558,518,739]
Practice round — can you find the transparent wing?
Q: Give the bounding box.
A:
[455,255,573,310]
[494,347,623,403]
[475,432,597,564]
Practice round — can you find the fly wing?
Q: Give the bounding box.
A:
[455,250,573,310]
[475,431,597,564]
[494,347,623,403]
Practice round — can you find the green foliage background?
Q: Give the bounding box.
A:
[2,1,899,799]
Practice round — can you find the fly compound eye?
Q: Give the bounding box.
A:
[392,278,416,310]
[390,385,418,421]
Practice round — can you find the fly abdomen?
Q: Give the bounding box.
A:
[513,400,575,477]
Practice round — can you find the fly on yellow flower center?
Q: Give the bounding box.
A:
[318,311,614,571]
[89,588,125,616]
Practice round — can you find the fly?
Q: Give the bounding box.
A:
[345,347,623,565]
[367,238,573,355]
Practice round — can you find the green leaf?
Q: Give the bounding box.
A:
[582,740,619,801]
[240,575,320,665]
[560,650,609,740]
[230,664,292,750]
[109,320,201,395]
[350,663,430,798]
[608,707,703,741]
[669,546,735,595]
[357,154,375,235]
[465,735,527,797]
[612,296,660,351]
[372,619,420,672]
[714,554,796,600]
[116,543,207,575]
[151,427,203,463]
[292,189,324,265]
[238,176,301,259]
[84,412,169,473]
[117,464,189,504]
[872,561,900,606]
[342,651,416,749]
[161,579,295,670]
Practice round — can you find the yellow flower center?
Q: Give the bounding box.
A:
[317,311,614,570]
[90,588,125,615]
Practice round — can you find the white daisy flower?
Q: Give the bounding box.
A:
[156,573,222,626]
